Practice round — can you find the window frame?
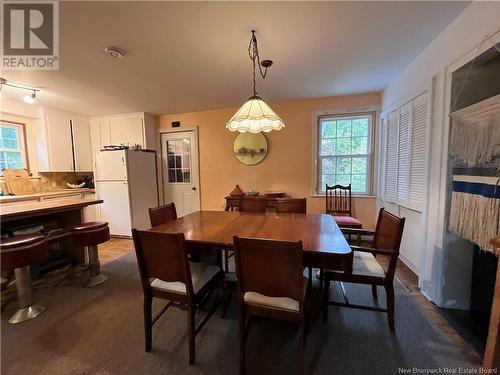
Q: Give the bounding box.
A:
[0,120,29,176]
[312,108,378,196]
[166,137,193,184]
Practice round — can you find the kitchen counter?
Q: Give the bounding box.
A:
[0,197,102,222]
[1,196,103,264]
[0,188,95,204]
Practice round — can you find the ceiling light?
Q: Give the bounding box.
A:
[226,30,284,133]
[104,47,125,59]
[23,92,36,104]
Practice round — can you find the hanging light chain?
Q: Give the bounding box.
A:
[248,30,270,97]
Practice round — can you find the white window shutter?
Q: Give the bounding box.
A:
[397,102,411,202]
[382,84,431,211]
[378,115,387,198]
[408,92,429,208]
[385,109,399,202]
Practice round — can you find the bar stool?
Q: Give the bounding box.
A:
[70,222,110,287]
[1,234,48,324]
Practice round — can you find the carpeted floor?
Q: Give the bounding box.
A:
[1,253,474,375]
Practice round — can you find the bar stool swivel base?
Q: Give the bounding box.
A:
[8,265,46,324]
[86,273,108,288]
[9,304,46,324]
[85,244,108,288]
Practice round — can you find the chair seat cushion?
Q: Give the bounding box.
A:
[0,234,45,250]
[151,262,221,294]
[353,251,385,277]
[333,215,362,228]
[1,235,48,272]
[336,251,385,278]
[71,222,110,247]
[243,278,308,312]
[330,251,385,278]
[71,221,109,232]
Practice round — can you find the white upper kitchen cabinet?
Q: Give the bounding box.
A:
[37,108,73,171]
[89,112,156,152]
[109,116,143,147]
[71,116,93,171]
[36,107,92,172]
[89,118,101,164]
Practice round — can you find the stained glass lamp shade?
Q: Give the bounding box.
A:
[226,95,285,133]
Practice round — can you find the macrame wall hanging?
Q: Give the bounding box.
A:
[450,94,500,166]
[449,175,499,254]
[448,94,500,255]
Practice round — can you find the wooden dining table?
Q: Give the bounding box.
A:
[149,210,352,270]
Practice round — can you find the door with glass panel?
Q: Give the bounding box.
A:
[161,130,200,217]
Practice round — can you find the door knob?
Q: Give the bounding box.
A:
[192,187,196,191]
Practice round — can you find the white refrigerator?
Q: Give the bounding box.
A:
[95,149,158,236]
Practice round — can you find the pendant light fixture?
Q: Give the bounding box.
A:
[226,30,285,133]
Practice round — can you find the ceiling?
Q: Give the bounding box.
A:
[1,1,469,116]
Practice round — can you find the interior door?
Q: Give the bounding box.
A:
[161,131,200,217]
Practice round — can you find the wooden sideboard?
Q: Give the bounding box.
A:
[224,192,287,211]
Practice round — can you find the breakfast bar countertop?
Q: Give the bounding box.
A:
[0,197,103,222]
[0,188,96,204]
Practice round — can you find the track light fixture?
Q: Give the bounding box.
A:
[0,77,40,104]
[23,91,37,104]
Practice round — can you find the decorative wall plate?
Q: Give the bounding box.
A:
[233,132,268,165]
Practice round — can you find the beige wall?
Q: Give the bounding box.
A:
[158,92,381,229]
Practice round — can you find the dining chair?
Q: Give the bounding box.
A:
[233,236,309,375]
[322,208,405,332]
[320,184,362,289]
[275,197,312,282]
[239,197,267,212]
[148,202,177,227]
[226,196,267,274]
[276,198,307,214]
[132,229,225,364]
[325,184,362,228]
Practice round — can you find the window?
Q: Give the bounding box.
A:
[0,121,28,176]
[166,138,191,183]
[317,114,372,194]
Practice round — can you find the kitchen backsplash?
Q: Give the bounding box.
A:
[1,172,94,195]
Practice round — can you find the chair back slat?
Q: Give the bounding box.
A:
[373,208,405,279]
[233,236,303,302]
[149,202,177,227]
[325,184,352,216]
[275,198,307,213]
[132,229,193,295]
[239,197,267,212]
